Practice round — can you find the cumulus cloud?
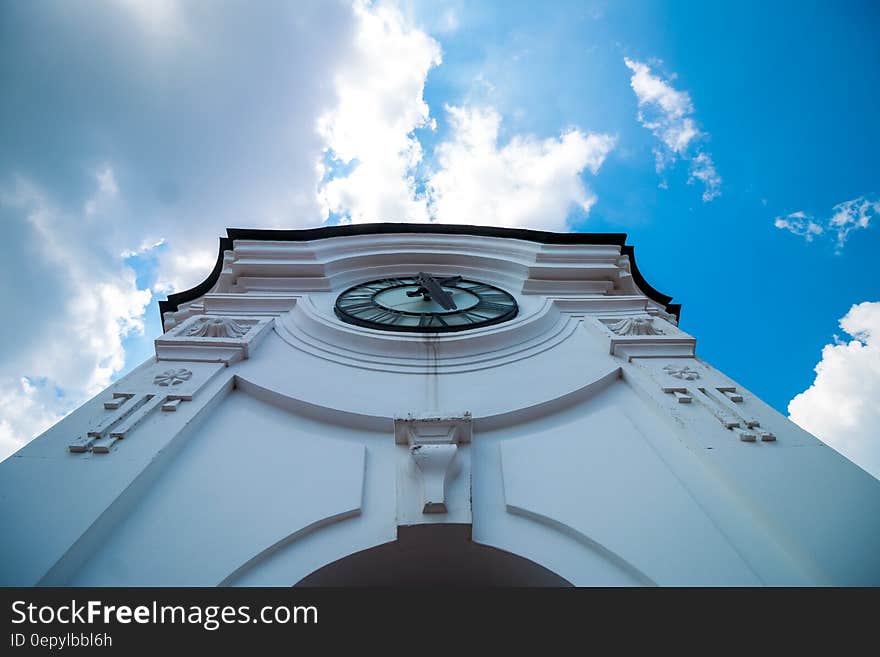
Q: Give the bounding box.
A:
[623,57,721,201]
[0,174,152,456]
[0,0,358,458]
[427,105,616,230]
[318,4,615,230]
[774,196,878,251]
[0,377,68,463]
[318,0,441,224]
[788,302,880,480]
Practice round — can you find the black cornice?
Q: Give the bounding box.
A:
[158,223,681,329]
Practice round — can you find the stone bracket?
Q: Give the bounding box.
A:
[394,412,472,445]
[410,444,458,513]
[394,412,471,515]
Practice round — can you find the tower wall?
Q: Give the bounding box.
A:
[2,228,878,586]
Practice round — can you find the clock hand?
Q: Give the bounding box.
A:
[394,289,467,311]
[436,275,462,286]
[405,272,458,310]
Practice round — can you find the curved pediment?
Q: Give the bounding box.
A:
[158,223,680,331]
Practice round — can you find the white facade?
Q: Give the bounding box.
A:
[2,224,879,586]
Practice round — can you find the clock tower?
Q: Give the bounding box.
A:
[2,223,879,586]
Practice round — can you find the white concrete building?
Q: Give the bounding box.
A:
[2,223,879,586]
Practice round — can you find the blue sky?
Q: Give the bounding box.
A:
[1,0,878,475]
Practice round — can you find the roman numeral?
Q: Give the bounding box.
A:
[479,293,512,304]
[418,314,447,327]
[461,283,495,293]
[380,277,409,287]
[474,300,512,313]
[360,310,401,324]
[339,301,375,312]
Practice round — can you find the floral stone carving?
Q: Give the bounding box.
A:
[607,317,663,336]
[663,364,700,380]
[185,317,251,339]
[153,368,193,386]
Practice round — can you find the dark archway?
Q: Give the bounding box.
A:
[295,524,572,587]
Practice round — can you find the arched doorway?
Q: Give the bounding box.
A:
[295,524,572,587]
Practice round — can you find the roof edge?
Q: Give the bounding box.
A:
[158,223,680,328]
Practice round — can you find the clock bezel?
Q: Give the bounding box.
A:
[334,276,519,333]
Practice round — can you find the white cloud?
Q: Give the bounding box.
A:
[788,301,880,480]
[774,196,878,251]
[623,57,721,201]
[83,165,119,217]
[0,174,152,458]
[828,197,880,250]
[317,4,615,230]
[688,153,721,202]
[774,211,825,242]
[0,1,359,459]
[318,0,441,224]
[427,105,616,230]
[437,7,459,33]
[151,249,219,296]
[0,377,68,463]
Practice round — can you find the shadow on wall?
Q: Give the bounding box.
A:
[295,524,573,587]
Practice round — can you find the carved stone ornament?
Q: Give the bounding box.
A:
[184,317,250,339]
[607,317,663,336]
[663,364,700,380]
[395,412,472,516]
[155,316,273,365]
[153,368,193,386]
[69,362,224,454]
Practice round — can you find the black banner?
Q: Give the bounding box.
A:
[0,587,871,651]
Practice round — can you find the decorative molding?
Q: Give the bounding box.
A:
[155,315,273,364]
[275,296,578,374]
[662,387,693,404]
[68,362,224,454]
[69,393,172,453]
[235,367,619,436]
[394,412,473,445]
[275,292,681,376]
[632,358,776,445]
[606,317,663,336]
[588,316,695,360]
[159,228,681,330]
[663,364,700,380]
[660,383,776,443]
[153,368,193,386]
[698,387,775,442]
[184,317,251,338]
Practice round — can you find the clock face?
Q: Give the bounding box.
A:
[334,274,518,333]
